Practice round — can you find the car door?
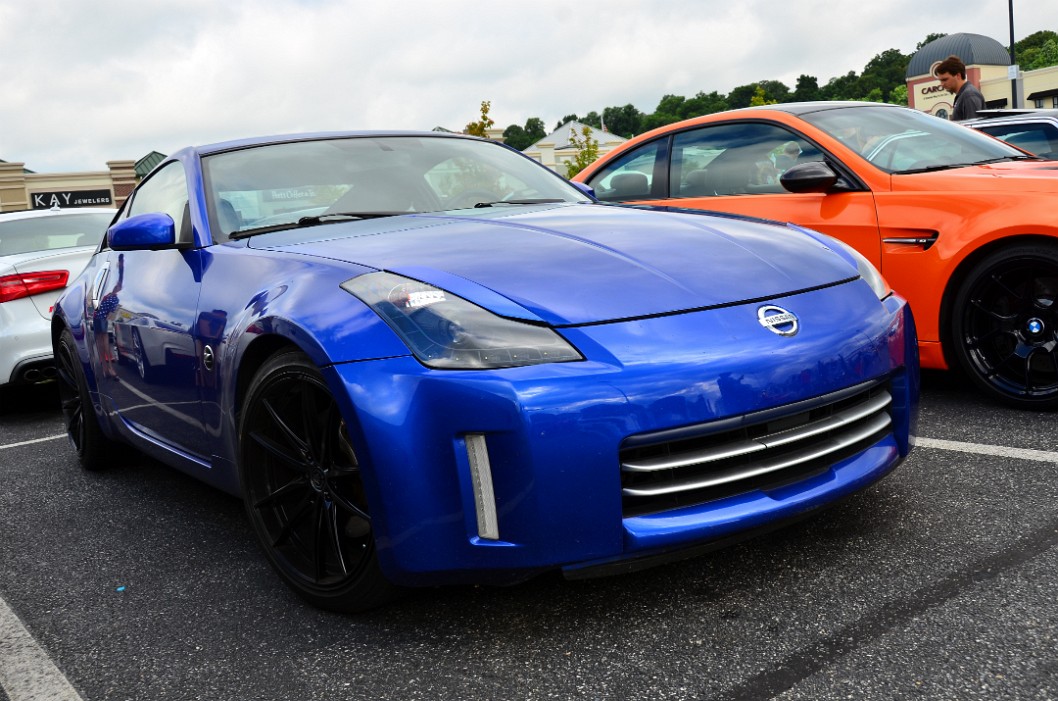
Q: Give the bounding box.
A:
[90,161,210,458]
[587,121,885,270]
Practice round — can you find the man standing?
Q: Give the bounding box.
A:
[935,55,986,121]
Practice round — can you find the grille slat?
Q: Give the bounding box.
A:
[620,381,894,516]
[623,410,891,497]
[624,390,891,473]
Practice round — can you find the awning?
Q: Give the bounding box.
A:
[1026,88,1058,101]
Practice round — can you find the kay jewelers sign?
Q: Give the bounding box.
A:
[31,189,114,209]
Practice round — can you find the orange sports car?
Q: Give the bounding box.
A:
[576,101,1058,410]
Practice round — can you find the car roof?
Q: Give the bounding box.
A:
[737,101,905,116]
[0,207,117,222]
[964,109,1058,126]
[188,130,483,158]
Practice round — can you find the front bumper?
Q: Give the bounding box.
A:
[327,289,919,587]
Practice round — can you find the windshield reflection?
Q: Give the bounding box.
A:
[801,105,1028,174]
[201,136,586,241]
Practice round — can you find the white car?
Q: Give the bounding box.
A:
[0,207,115,387]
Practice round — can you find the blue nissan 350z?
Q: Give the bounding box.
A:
[52,132,918,611]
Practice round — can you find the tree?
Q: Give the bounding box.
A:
[1021,38,1058,70]
[860,48,910,102]
[727,83,761,109]
[502,117,547,150]
[524,118,546,141]
[748,85,777,106]
[564,125,599,178]
[757,80,791,104]
[503,124,528,149]
[654,94,687,116]
[640,111,684,132]
[1013,30,1058,54]
[820,71,862,101]
[728,81,788,109]
[792,75,822,102]
[465,101,495,138]
[861,87,885,103]
[555,114,579,131]
[888,84,909,106]
[601,104,642,137]
[916,33,946,51]
[640,94,687,131]
[680,91,728,117]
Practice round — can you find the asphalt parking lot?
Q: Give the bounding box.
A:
[1,370,1056,701]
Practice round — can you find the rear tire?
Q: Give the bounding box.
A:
[238,350,397,612]
[951,243,1058,410]
[55,328,121,470]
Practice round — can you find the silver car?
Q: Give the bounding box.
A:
[0,207,115,387]
[965,109,1058,160]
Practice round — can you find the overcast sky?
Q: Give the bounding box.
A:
[3,0,1058,173]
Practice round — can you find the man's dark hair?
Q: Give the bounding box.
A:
[934,55,967,79]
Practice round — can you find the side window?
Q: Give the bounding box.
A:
[671,123,823,197]
[586,140,664,202]
[128,162,191,243]
[977,123,1058,159]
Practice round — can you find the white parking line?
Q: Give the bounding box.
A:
[0,595,85,701]
[916,437,1058,463]
[0,435,66,451]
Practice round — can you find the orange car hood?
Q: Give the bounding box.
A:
[894,161,1058,193]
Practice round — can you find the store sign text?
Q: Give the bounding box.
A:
[31,189,114,210]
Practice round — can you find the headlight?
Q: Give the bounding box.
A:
[342,272,583,369]
[826,237,892,300]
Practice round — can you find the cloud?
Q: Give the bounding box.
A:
[2,0,1056,172]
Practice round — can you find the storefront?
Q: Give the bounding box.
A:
[907,32,1058,117]
[0,151,165,213]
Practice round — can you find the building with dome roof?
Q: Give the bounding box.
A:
[907,32,1058,118]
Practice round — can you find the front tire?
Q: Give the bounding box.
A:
[238,350,397,612]
[951,243,1058,410]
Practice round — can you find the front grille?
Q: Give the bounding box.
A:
[620,380,893,517]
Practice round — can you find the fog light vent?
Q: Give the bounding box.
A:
[465,433,499,540]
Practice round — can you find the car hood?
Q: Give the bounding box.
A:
[250,204,859,326]
[895,160,1058,193]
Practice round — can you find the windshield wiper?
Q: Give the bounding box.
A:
[229,212,399,240]
[903,154,1043,174]
[901,163,971,174]
[975,155,1043,164]
[472,199,567,208]
[297,212,401,225]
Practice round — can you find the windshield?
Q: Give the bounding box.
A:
[201,136,587,239]
[0,212,113,257]
[800,104,1028,174]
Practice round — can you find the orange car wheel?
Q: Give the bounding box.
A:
[952,243,1058,410]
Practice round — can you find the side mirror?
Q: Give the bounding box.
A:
[570,181,596,199]
[779,162,839,194]
[108,213,182,251]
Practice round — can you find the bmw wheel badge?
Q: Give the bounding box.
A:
[758,305,799,336]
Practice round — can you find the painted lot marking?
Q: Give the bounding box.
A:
[0,433,1051,699]
[0,595,85,701]
[916,437,1058,463]
[0,435,66,451]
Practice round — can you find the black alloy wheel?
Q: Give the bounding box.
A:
[953,243,1058,410]
[55,328,118,469]
[239,350,395,612]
